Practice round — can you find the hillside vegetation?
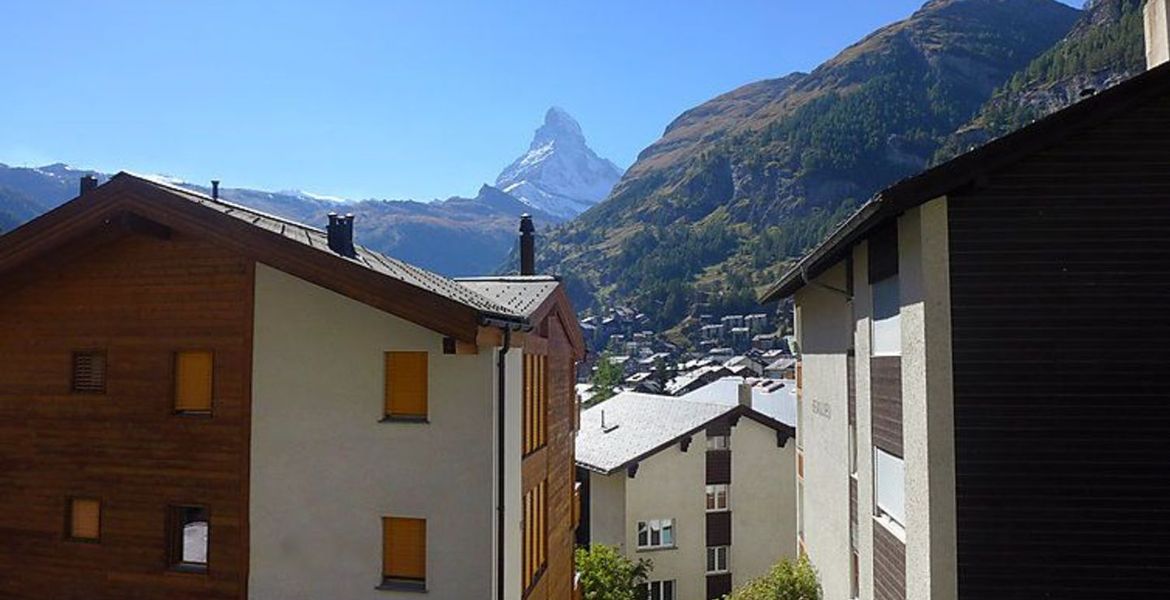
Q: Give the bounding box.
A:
[539,0,1080,330]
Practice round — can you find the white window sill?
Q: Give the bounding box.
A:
[873,513,906,542]
[636,545,678,553]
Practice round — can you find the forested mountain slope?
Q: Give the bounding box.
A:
[538,0,1080,329]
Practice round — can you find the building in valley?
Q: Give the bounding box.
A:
[760,6,1170,598]
[575,390,796,600]
[0,173,585,600]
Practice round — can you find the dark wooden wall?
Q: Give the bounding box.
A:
[870,356,902,458]
[948,94,1170,598]
[520,307,577,600]
[0,231,252,599]
[872,523,906,600]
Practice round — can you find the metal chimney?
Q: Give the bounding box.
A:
[79,175,98,196]
[327,212,356,258]
[519,214,535,275]
[211,180,220,200]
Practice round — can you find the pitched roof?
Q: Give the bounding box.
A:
[455,275,560,319]
[129,174,522,318]
[761,61,1170,302]
[0,172,560,342]
[576,392,732,473]
[576,390,795,474]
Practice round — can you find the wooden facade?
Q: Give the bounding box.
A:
[520,304,580,600]
[0,174,586,599]
[948,92,1170,598]
[0,230,252,599]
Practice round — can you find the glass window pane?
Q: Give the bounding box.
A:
[664,580,674,600]
[874,448,906,526]
[650,520,661,545]
[707,548,715,572]
[872,276,901,356]
[637,522,648,546]
[178,506,209,565]
[662,522,673,546]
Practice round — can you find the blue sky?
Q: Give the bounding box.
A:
[0,0,1083,200]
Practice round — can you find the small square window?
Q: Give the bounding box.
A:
[382,516,426,590]
[706,434,729,451]
[174,351,214,414]
[706,545,729,574]
[706,484,729,512]
[168,505,209,572]
[67,497,101,542]
[71,351,107,394]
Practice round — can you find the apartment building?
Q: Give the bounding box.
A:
[760,6,1170,598]
[575,391,796,600]
[0,173,585,599]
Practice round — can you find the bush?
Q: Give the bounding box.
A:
[724,556,822,600]
[575,544,652,600]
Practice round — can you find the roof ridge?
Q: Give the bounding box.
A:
[116,172,524,320]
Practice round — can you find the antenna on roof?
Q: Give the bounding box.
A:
[211,180,220,200]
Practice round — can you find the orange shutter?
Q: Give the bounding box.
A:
[175,351,214,412]
[70,498,101,540]
[385,352,428,418]
[383,517,426,580]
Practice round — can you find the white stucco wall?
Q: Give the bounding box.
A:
[588,470,626,549]
[794,261,854,600]
[624,437,707,600]
[899,200,957,600]
[730,417,797,586]
[248,264,522,600]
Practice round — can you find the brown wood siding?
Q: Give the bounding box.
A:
[870,356,902,457]
[706,450,731,485]
[706,573,732,600]
[948,94,1170,598]
[520,308,578,600]
[872,523,905,600]
[706,511,732,547]
[0,231,252,600]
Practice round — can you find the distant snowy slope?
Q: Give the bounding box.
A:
[496,107,623,219]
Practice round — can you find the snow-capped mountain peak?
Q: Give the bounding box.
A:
[495,107,623,219]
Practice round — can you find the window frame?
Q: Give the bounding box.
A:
[873,447,906,534]
[870,274,902,357]
[379,516,427,592]
[644,579,676,600]
[167,504,210,574]
[636,518,676,550]
[70,349,107,394]
[173,349,215,416]
[705,484,729,512]
[383,351,429,422]
[706,545,729,574]
[65,496,102,543]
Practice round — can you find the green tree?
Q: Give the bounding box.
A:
[651,356,675,390]
[724,556,822,600]
[575,544,652,600]
[590,352,624,404]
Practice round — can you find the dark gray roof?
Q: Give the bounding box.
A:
[127,173,523,319]
[455,275,560,318]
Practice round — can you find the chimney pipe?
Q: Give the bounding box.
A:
[519,214,535,275]
[738,381,753,408]
[327,212,356,258]
[211,180,220,200]
[79,175,98,196]
[1146,0,1170,69]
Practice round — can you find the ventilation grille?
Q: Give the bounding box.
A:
[72,351,107,394]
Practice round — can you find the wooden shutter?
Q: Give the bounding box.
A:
[70,498,100,540]
[385,352,428,418]
[71,351,107,393]
[383,517,426,581]
[175,351,214,412]
[523,355,549,455]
